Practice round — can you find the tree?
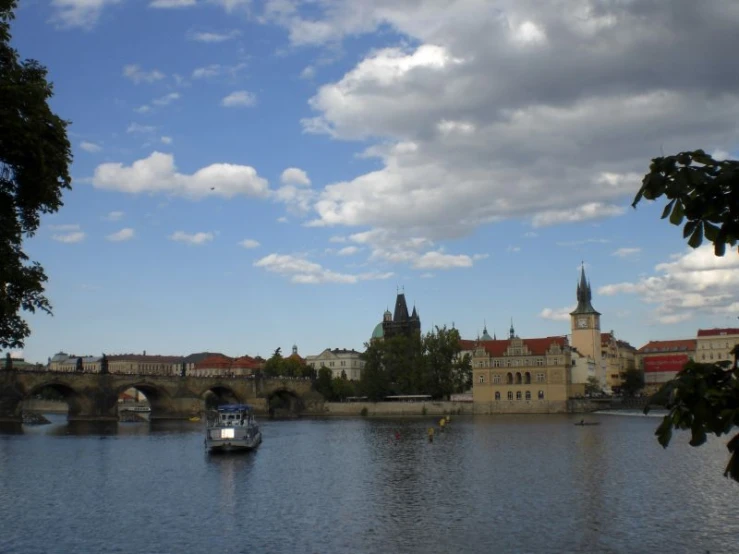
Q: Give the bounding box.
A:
[635,150,739,482]
[0,0,72,349]
[358,341,391,401]
[424,325,462,399]
[314,366,333,399]
[264,348,284,377]
[620,369,644,397]
[585,376,601,396]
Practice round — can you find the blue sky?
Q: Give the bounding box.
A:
[6,0,739,363]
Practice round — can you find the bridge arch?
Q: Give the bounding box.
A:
[27,382,88,419]
[267,388,305,418]
[116,383,174,420]
[200,384,243,409]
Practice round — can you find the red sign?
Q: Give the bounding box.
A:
[643,354,689,373]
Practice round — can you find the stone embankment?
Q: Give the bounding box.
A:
[319,401,473,417]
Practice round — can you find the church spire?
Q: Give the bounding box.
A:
[509,318,516,339]
[570,262,601,315]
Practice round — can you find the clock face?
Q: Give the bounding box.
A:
[577,318,588,328]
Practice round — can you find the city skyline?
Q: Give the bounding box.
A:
[5,1,739,363]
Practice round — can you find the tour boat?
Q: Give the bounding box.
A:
[205,404,262,453]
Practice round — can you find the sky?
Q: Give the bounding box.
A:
[5,0,739,363]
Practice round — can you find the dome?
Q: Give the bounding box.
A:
[371,322,384,340]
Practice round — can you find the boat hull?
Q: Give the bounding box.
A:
[206,432,262,453]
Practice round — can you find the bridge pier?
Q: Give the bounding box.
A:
[0,372,24,423]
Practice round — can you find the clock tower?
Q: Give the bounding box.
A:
[570,264,601,365]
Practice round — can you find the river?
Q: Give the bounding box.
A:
[0,412,737,554]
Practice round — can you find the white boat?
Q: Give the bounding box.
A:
[205,404,262,453]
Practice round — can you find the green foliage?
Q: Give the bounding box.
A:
[0,0,72,349]
[330,376,354,401]
[646,359,739,482]
[633,150,739,256]
[314,366,333,399]
[585,376,601,396]
[360,407,368,417]
[620,369,644,397]
[264,348,284,377]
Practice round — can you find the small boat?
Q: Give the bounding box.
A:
[189,416,201,422]
[205,404,262,453]
[574,421,601,426]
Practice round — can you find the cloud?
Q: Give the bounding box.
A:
[612,247,641,258]
[48,223,81,231]
[599,245,739,324]
[91,152,270,199]
[506,246,520,253]
[152,92,181,106]
[412,251,473,270]
[337,246,359,256]
[150,0,196,8]
[280,168,311,186]
[329,236,346,243]
[192,63,248,80]
[169,231,214,245]
[122,64,165,84]
[106,228,135,241]
[160,136,173,144]
[539,306,576,322]
[211,0,250,13]
[52,231,85,243]
[80,141,101,153]
[254,253,393,284]
[188,30,240,42]
[239,239,260,249]
[50,0,119,29]
[105,211,124,221]
[300,66,316,79]
[267,1,739,265]
[221,91,257,107]
[134,105,151,114]
[127,123,156,134]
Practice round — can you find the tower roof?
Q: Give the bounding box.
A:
[570,263,601,315]
[371,322,384,340]
[393,292,410,322]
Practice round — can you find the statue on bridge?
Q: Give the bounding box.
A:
[75,357,83,372]
[100,354,109,375]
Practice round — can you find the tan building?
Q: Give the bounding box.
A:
[107,353,182,376]
[48,352,101,373]
[695,328,739,365]
[637,339,696,395]
[601,332,638,392]
[471,328,572,413]
[305,348,365,380]
[570,265,607,389]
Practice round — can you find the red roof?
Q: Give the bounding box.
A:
[697,328,739,337]
[231,356,263,369]
[473,336,568,357]
[637,339,696,353]
[459,339,477,351]
[194,354,233,370]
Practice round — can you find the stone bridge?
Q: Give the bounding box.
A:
[0,369,319,423]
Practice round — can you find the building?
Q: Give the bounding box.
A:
[48,352,102,373]
[695,328,739,365]
[471,330,572,413]
[601,332,638,392]
[371,289,421,341]
[570,264,605,388]
[189,353,264,377]
[305,348,365,380]
[637,339,696,394]
[107,353,182,376]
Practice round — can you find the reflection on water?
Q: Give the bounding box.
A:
[1,413,738,554]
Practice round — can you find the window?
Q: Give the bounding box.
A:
[507,391,513,400]
[495,391,500,400]
[494,360,500,367]
[538,390,544,399]
[330,362,335,367]
[493,374,501,384]
[478,361,484,368]
[524,372,531,384]
[516,391,522,400]
[478,374,484,384]
[525,391,531,400]
[507,372,513,384]
[340,361,345,366]
[515,372,522,384]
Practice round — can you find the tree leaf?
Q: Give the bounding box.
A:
[669,200,685,225]
[661,199,675,220]
[688,224,703,248]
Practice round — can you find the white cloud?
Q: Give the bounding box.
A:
[329,236,347,243]
[134,105,152,114]
[122,64,165,84]
[280,168,311,186]
[48,223,81,231]
[50,0,119,29]
[127,123,156,134]
[160,136,173,145]
[254,253,392,284]
[337,246,359,256]
[600,246,739,324]
[169,231,214,245]
[221,91,256,107]
[52,231,85,243]
[152,92,181,106]
[211,0,250,12]
[539,306,576,322]
[106,228,135,241]
[150,0,196,8]
[80,141,101,153]
[532,203,626,228]
[300,65,316,79]
[412,251,473,270]
[612,247,641,258]
[188,30,240,42]
[277,216,288,223]
[239,239,260,249]
[105,211,124,221]
[91,152,270,199]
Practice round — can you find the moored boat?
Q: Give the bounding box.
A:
[205,404,261,453]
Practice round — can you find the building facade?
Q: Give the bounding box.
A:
[695,328,739,365]
[471,334,572,413]
[601,332,638,392]
[637,339,696,394]
[305,348,365,380]
[570,265,605,388]
[379,290,421,340]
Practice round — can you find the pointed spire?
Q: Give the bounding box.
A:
[571,262,600,315]
[509,318,515,339]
